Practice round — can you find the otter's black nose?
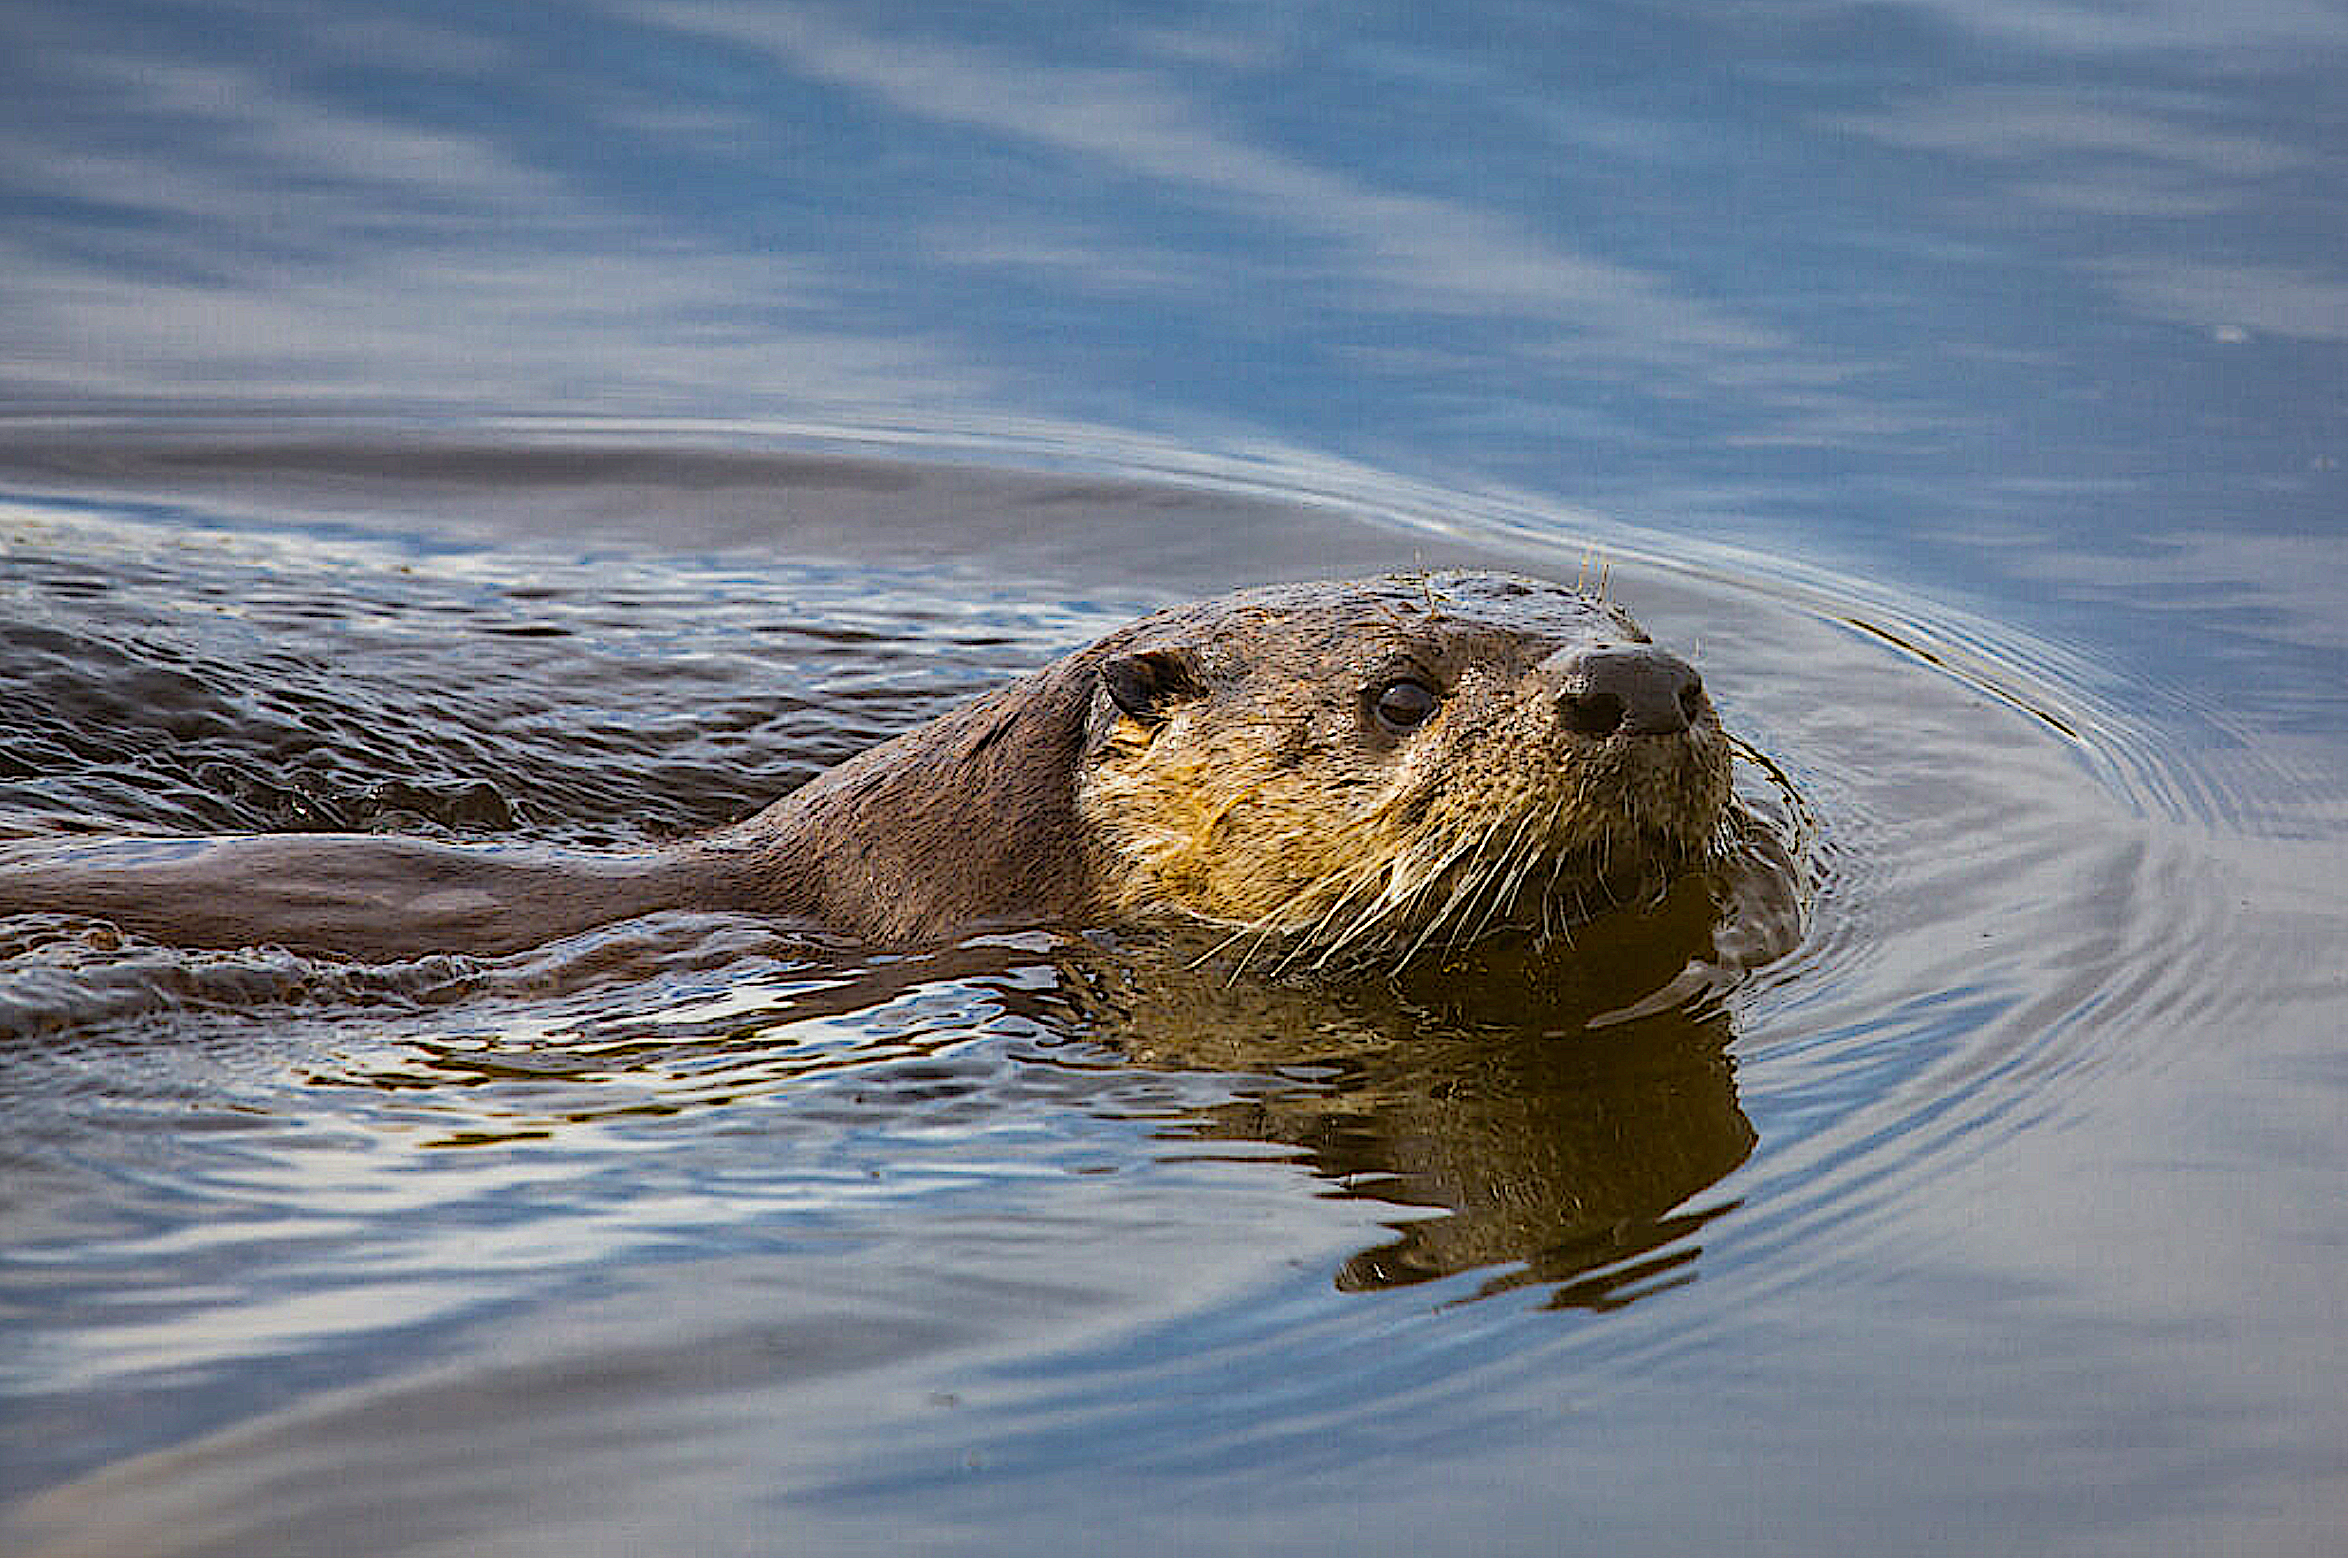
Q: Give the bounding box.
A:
[1539,644,1706,736]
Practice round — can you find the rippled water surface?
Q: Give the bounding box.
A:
[4,439,2339,1557]
[4,3,2345,1556]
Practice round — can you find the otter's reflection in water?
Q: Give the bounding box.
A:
[1039,871,1755,1309]
[268,846,1773,1314]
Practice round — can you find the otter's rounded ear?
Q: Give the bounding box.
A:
[1100,647,1207,724]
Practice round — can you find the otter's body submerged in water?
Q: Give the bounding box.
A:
[0,573,1740,965]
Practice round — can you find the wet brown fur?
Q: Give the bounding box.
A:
[0,572,1733,961]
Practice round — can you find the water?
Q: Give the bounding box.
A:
[3,4,2345,1556]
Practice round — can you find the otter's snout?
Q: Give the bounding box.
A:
[1539,644,1706,737]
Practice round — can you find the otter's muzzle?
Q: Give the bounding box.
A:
[1539,644,1706,737]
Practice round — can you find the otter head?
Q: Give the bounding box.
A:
[1074,571,1733,967]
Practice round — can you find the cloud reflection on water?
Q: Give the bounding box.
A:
[0,6,982,410]
[0,0,2339,555]
[640,2,1786,352]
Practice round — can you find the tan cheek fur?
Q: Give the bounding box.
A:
[1080,675,1732,956]
[1080,708,1405,929]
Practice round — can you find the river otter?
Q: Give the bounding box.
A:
[0,572,1735,965]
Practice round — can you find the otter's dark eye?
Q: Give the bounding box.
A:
[1371,677,1440,734]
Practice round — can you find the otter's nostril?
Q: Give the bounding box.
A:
[1541,644,1700,737]
[1562,689,1627,737]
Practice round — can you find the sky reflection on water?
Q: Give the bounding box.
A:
[5,0,2341,567]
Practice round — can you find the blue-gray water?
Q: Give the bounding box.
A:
[2,4,2343,1555]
